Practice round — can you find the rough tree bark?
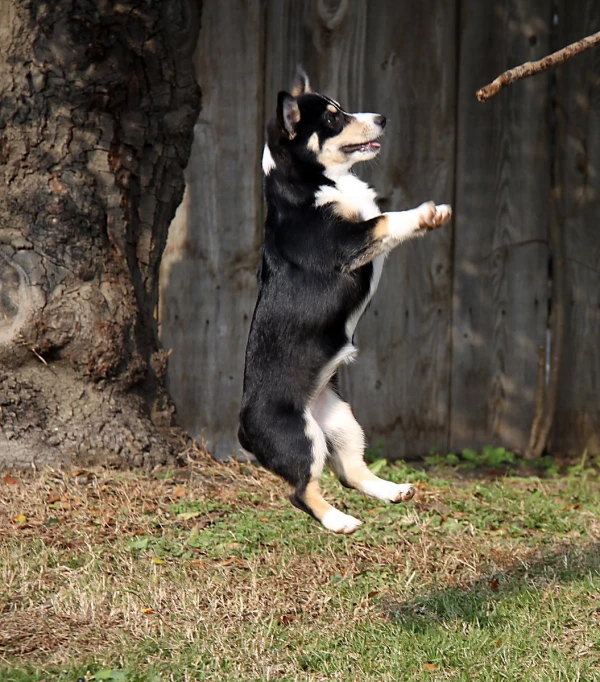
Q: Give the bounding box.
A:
[0,0,201,467]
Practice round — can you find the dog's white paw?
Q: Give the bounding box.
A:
[321,509,362,534]
[390,483,416,503]
[361,480,416,503]
[417,201,452,230]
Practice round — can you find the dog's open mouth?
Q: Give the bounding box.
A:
[341,140,381,154]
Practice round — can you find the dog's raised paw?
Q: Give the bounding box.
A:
[322,509,362,534]
[417,202,452,230]
[417,201,437,228]
[432,203,452,228]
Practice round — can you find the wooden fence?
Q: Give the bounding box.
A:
[159,0,600,460]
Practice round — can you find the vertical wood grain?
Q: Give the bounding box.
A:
[553,0,600,455]
[159,0,264,459]
[450,0,552,453]
[343,0,457,458]
[264,1,368,123]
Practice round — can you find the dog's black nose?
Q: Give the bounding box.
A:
[375,114,386,128]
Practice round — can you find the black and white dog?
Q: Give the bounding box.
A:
[239,69,451,533]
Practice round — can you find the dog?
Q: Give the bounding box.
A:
[238,68,451,533]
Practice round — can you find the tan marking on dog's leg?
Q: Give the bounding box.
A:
[300,400,361,533]
[373,214,390,240]
[301,479,362,534]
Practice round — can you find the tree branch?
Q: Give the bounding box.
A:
[476,30,600,102]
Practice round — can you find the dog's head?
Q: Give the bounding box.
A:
[267,67,386,175]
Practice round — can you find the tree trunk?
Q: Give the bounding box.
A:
[0,0,201,467]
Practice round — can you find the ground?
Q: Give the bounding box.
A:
[1,449,599,681]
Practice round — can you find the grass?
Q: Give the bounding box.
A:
[1,449,600,681]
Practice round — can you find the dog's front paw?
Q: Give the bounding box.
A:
[417,202,452,230]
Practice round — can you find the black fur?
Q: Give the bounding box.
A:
[238,86,384,497]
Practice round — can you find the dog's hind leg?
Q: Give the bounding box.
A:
[241,405,361,533]
[312,387,415,503]
[292,408,362,534]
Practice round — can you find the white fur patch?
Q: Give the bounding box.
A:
[352,112,382,124]
[321,508,362,534]
[310,388,364,455]
[262,144,276,175]
[313,343,357,397]
[304,408,328,479]
[384,208,427,243]
[360,480,416,503]
[346,253,384,339]
[383,202,451,245]
[315,172,380,219]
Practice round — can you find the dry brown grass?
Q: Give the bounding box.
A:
[1,451,600,681]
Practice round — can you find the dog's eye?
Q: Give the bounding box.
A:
[324,111,338,125]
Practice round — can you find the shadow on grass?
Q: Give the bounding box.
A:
[385,539,600,631]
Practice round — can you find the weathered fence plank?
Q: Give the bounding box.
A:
[450,0,552,454]
[264,1,369,139]
[553,0,600,455]
[159,1,599,460]
[159,0,264,459]
[342,0,457,458]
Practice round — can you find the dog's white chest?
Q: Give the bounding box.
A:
[315,173,384,341]
[315,173,381,221]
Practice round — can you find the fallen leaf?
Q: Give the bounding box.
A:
[3,474,18,485]
[424,663,438,672]
[172,485,186,498]
[47,490,61,504]
[13,514,27,523]
[151,556,165,565]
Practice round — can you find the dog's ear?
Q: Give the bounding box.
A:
[277,91,301,139]
[291,64,311,96]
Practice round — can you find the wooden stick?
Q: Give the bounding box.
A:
[476,30,600,102]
